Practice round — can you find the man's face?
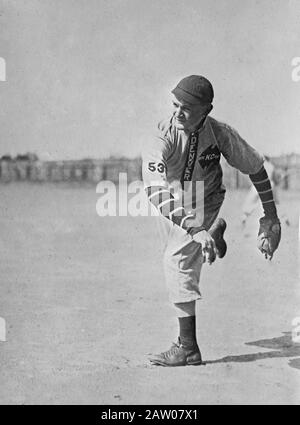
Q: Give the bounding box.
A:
[171,94,211,132]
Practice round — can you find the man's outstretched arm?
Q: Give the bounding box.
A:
[249,165,278,217]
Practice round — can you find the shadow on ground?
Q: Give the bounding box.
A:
[205,332,300,370]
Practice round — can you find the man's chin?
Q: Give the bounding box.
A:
[174,121,186,130]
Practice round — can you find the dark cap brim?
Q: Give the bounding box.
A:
[172,86,211,105]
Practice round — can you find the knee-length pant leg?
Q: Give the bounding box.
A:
[162,192,225,303]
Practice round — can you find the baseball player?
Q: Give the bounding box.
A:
[142,75,281,367]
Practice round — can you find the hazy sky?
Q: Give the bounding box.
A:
[0,0,299,159]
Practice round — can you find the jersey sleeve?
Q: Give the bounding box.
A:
[142,122,172,189]
[142,122,204,231]
[249,165,278,217]
[263,160,276,183]
[216,122,264,174]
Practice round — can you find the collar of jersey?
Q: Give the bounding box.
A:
[190,115,208,135]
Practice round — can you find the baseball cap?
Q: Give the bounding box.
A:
[172,75,214,105]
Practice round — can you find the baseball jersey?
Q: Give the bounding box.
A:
[143,114,263,192]
[143,116,264,189]
[142,115,264,227]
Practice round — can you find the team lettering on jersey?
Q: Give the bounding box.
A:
[198,145,221,169]
[183,133,198,181]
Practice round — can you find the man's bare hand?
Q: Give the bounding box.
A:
[191,229,217,265]
[181,216,217,264]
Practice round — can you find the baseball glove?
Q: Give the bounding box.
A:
[257,216,281,260]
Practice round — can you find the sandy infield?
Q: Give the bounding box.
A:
[0,183,299,404]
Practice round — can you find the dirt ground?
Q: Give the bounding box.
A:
[0,183,299,405]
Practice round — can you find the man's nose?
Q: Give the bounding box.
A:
[175,106,183,117]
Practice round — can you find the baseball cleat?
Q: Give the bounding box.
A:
[149,339,202,367]
[209,217,227,258]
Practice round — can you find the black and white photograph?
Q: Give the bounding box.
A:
[0,0,299,406]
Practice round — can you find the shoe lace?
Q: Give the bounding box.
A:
[162,342,182,359]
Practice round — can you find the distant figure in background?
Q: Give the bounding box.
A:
[241,156,290,226]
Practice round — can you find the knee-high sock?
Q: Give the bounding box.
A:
[174,301,197,347]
